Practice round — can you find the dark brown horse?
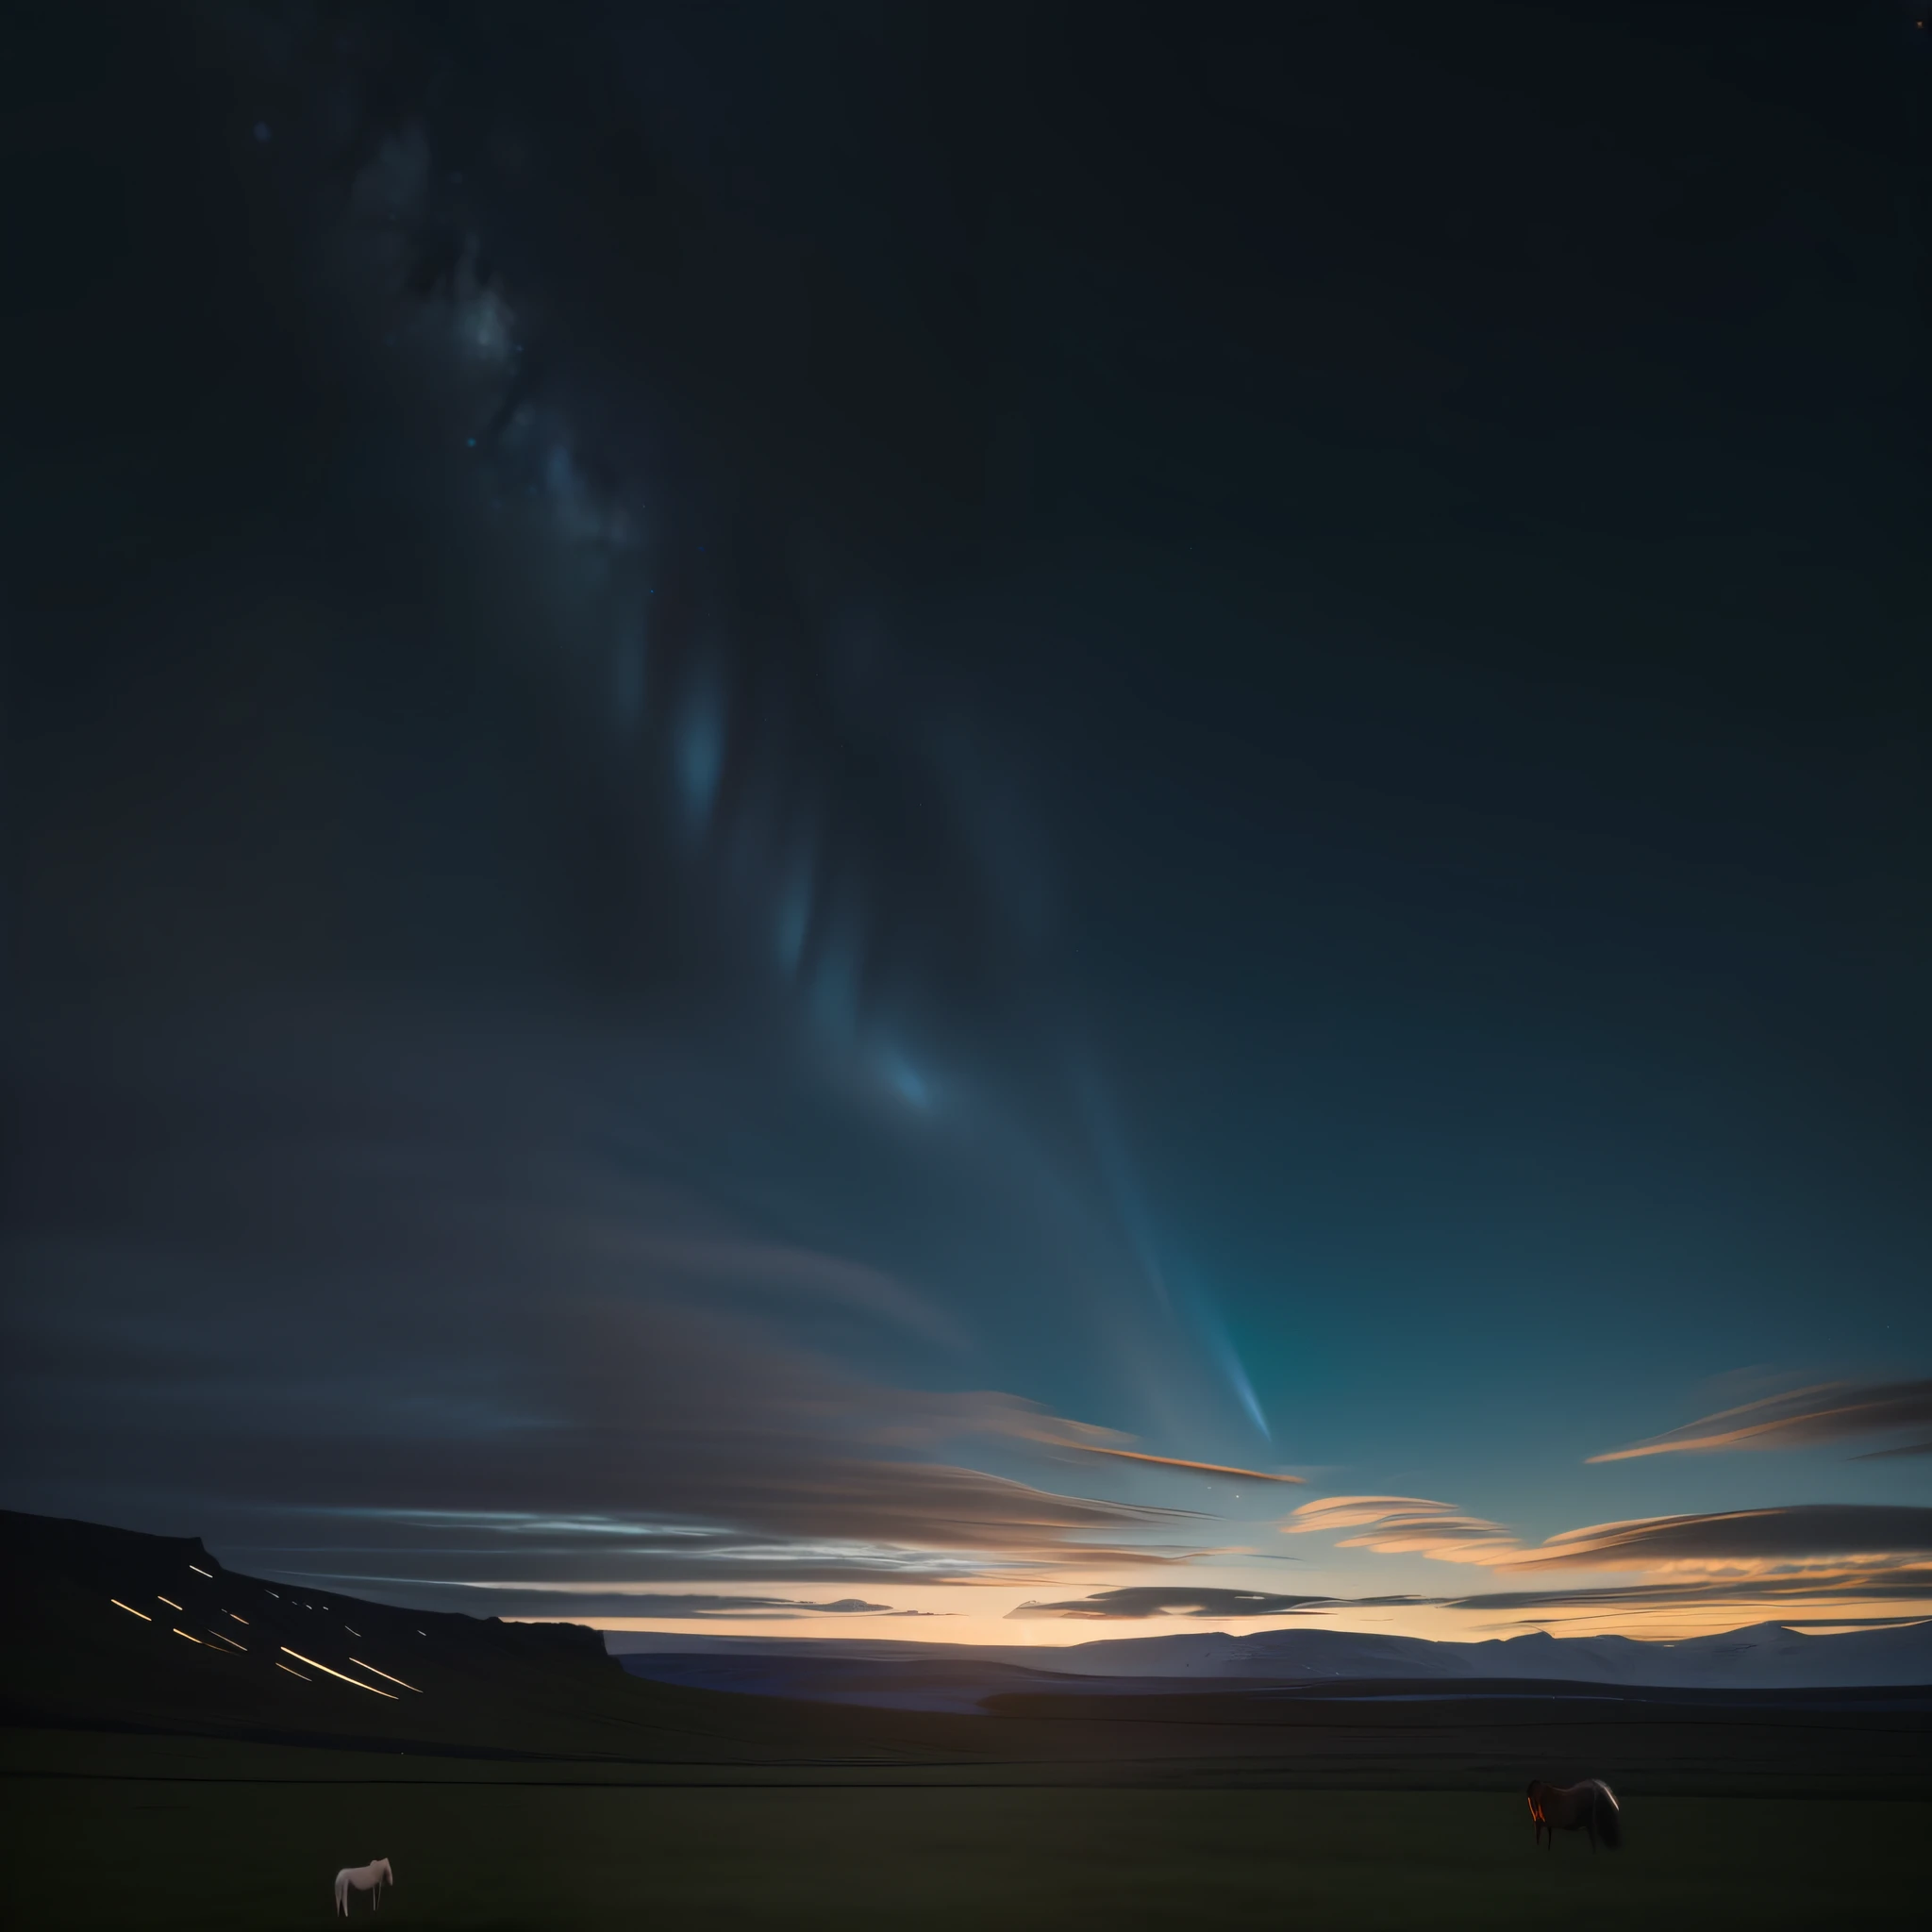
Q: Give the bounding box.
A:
[1526,1778,1621,1851]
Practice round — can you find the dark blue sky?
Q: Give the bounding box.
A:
[3,2,1929,1638]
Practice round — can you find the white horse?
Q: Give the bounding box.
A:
[333,1857,393,1914]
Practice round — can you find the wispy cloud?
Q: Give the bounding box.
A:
[1448,1571,1932,1614]
[578,1234,972,1351]
[874,1391,1301,1481]
[1283,1497,1932,1605]
[447,1590,904,1620]
[1007,1586,1425,1620]
[1072,1449,1303,1483]
[1500,1504,1932,1572]
[1282,1495,1520,1561]
[1,1032,1258,1596]
[1588,1379,1932,1463]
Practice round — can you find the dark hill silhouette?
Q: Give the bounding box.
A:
[0,1508,966,1765]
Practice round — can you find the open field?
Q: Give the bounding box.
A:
[4,1742,1924,1931]
[7,1518,1927,1925]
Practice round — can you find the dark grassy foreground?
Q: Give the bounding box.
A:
[6,1517,1926,1926]
[4,1744,1923,1931]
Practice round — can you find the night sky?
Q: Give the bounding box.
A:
[5,2,1930,1642]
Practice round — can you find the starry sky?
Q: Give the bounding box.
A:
[4,2,1930,1644]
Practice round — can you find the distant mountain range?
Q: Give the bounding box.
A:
[612,1618,1932,1711]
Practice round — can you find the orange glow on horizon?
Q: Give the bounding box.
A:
[511,1573,1932,1650]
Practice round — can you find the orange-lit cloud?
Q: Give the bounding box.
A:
[1285,1497,1932,1598]
[1494,1503,1932,1573]
[882,1389,1304,1483]
[1283,1494,1520,1560]
[1064,1446,1304,1483]
[1588,1378,1932,1463]
[1448,1568,1932,1615]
